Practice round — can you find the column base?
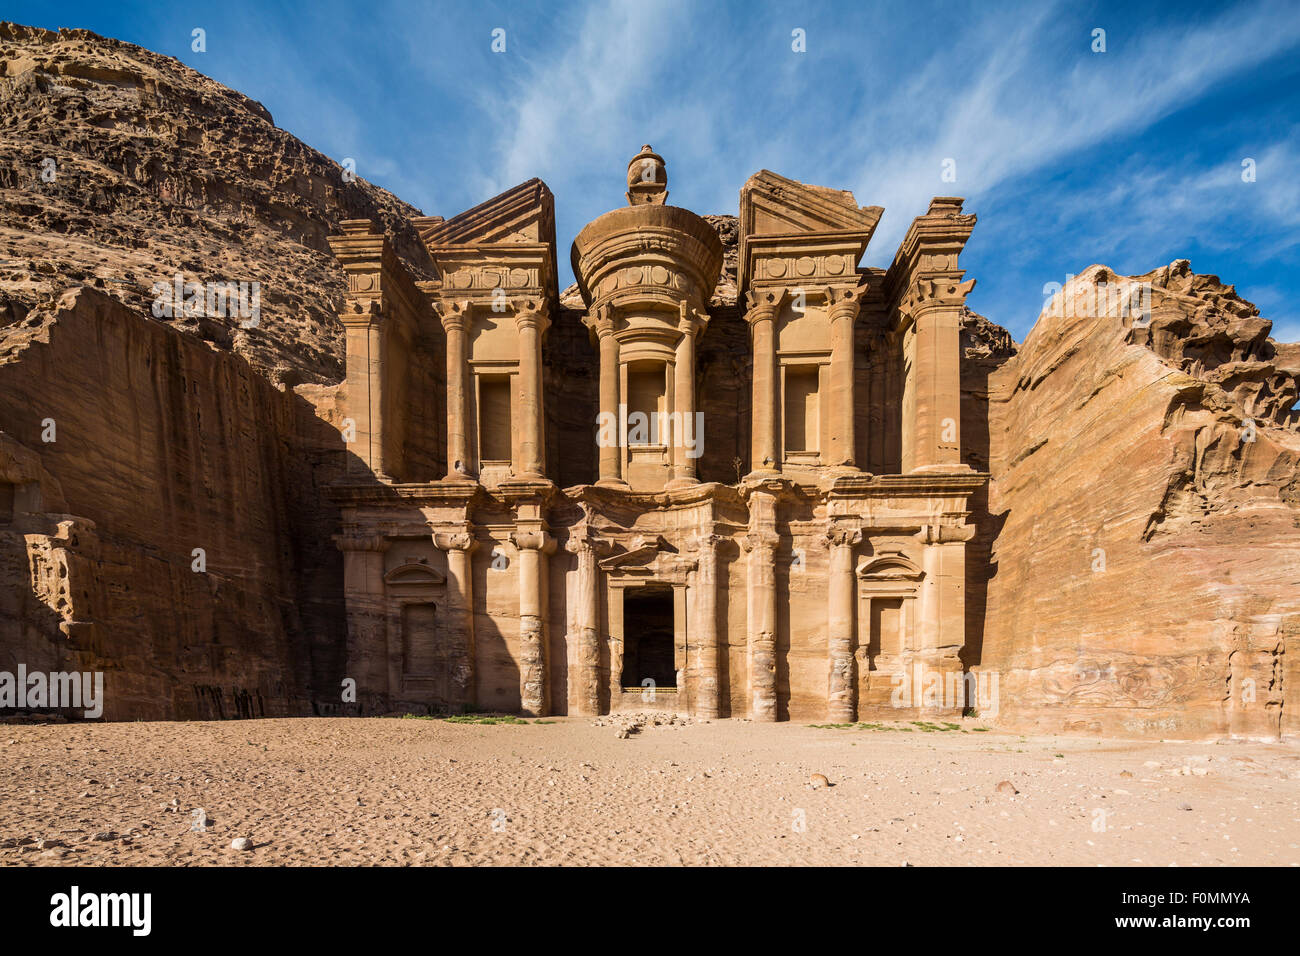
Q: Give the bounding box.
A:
[742,469,782,482]
[665,475,700,491]
[595,477,630,490]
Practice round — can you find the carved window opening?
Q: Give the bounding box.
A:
[621,586,676,689]
[478,374,512,463]
[783,364,820,453]
[626,360,667,446]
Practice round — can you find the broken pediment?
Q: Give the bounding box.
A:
[740,170,883,239]
[738,170,883,295]
[599,535,681,572]
[415,179,559,305]
[415,178,556,248]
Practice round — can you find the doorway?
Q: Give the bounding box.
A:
[621,586,676,689]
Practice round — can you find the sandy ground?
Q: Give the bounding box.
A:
[1,715,1298,866]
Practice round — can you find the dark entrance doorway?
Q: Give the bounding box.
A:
[621,586,676,689]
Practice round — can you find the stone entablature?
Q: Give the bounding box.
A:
[326,147,986,722]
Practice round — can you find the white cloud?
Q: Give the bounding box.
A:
[843,0,1300,258]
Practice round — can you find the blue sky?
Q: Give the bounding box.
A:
[10,0,1300,342]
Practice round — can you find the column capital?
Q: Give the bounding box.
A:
[744,288,781,324]
[592,304,619,336]
[899,276,977,323]
[434,298,473,333]
[741,531,779,554]
[916,522,976,545]
[338,298,384,330]
[511,529,556,554]
[333,533,388,552]
[432,527,479,553]
[564,531,614,556]
[513,298,551,332]
[677,300,708,335]
[825,524,863,549]
[825,283,867,320]
[685,531,722,554]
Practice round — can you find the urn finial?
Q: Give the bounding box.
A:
[626,145,667,206]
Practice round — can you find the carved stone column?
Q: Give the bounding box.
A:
[669,306,702,488]
[328,220,422,482]
[511,528,554,716]
[901,278,973,471]
[687,532,720,719]
[333,533,390,706]
[827,287,863,469]
[888,197,977,473]
[742,484,780,720]
[438,301,472,479]
[515,300,548,479]
[745,289,780,477]
[340,306,390,478]
[594,308,625,487]
[826,524,862,723]
[433,528,478,712]
[565,530,609,716]
[867,336,886,473]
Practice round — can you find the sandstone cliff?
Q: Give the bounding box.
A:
[0,287,349,718]
[0,21,431,386]
[0,22,409,716]
[978,261,1300,738]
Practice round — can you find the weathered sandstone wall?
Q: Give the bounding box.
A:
[0,287,347,718]
[979,262,1300,738]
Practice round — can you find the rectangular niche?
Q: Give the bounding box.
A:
[401,603,439,678]
[478,374,513,463]
[783,364,820,453]
[626,360,667,445]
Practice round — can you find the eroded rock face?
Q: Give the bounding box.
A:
[0,287,348,719]
[979,262,1300,738]
[0,21,431,386]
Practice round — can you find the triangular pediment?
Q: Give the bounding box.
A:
[740,170,882,239]
[416,179,556,248]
